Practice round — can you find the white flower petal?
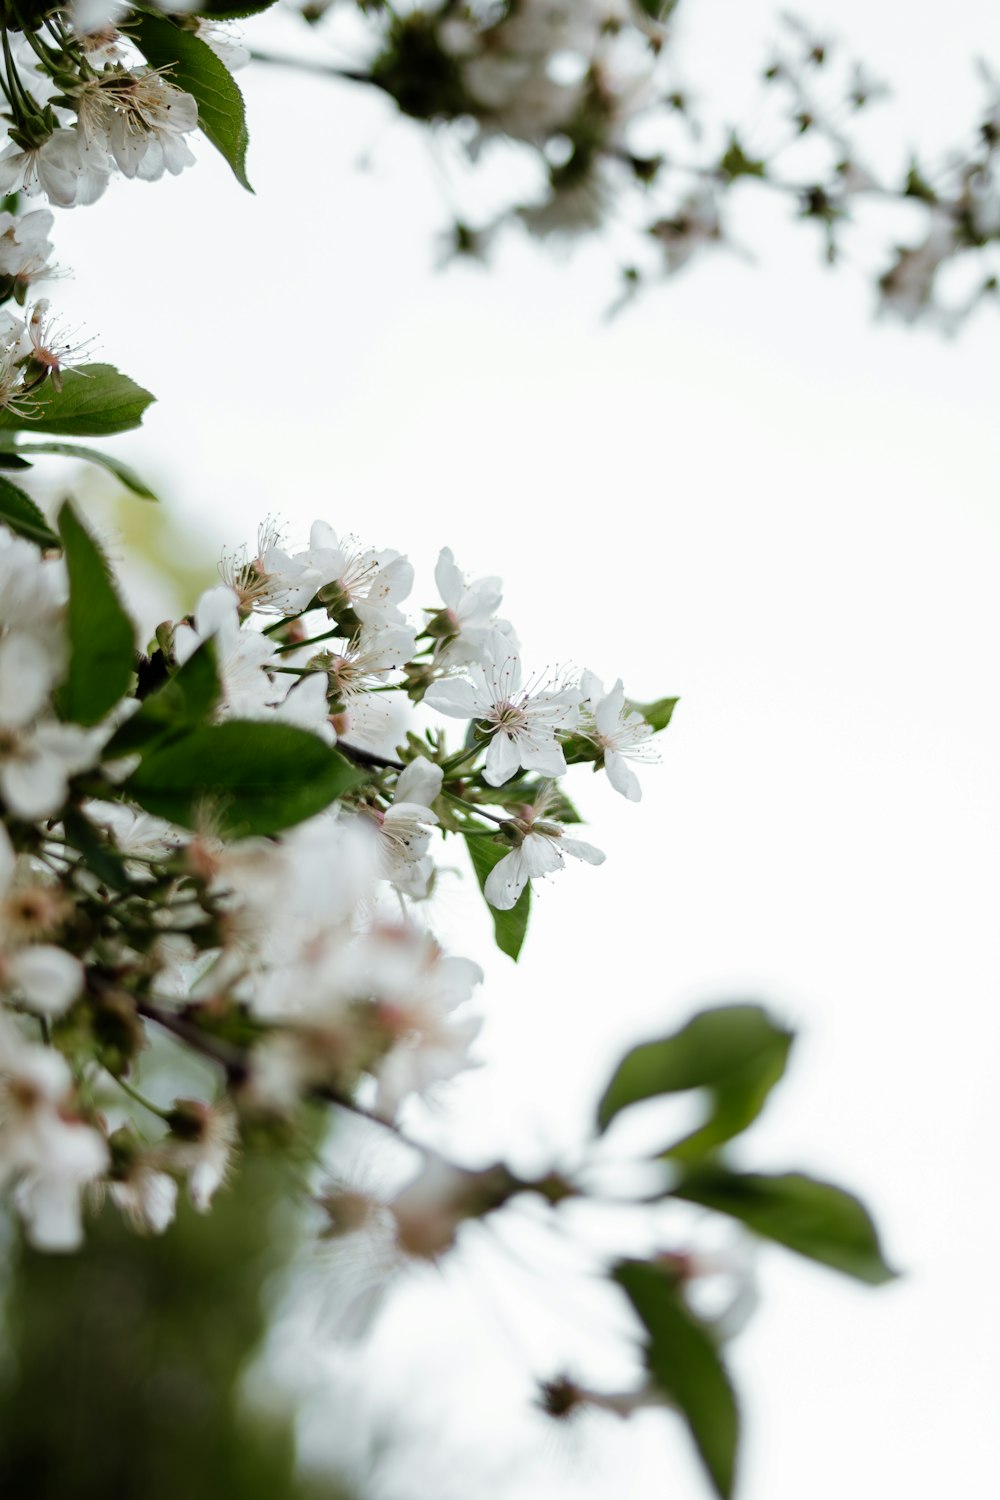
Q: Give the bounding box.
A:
[394,760,443,808]
[519,742,568,779]
[483,730,522,786]
[604,749,642,801]
[424,678,482,718]
[594,678,627,738]
[560,837,606,866]
[520,831,566,878]
[7,945,84,1015]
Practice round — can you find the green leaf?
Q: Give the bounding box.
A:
[673,1167,898,1285]
[464,832,530,961]
[0,475,57,546]
[0,365,154,438]
[596,1003,793,1159]
[62,808,132,894]
[0,451,31,470]
[614,1260,739,1499]
[132,12,253,190]
[123,721,364,837]
[628,695,679,733]
[104,640,222,758]
[57,501,136,726]
[15,441,157,499]
[192,0,278,16]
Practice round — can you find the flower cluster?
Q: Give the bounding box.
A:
[0,15,205,209]
[0,509,673,1250]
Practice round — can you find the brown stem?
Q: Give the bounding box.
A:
[137,999,408,1142]
[337,740,405,772]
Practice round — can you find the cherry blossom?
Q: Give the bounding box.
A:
[425,629,581,786]
[580,671,656,801]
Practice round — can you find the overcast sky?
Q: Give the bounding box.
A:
[43,2,1000,1495]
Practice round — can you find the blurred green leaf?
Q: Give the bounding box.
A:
[133,13,253,190]
[615,1259,739,1499]
[57,501,135,726]
[464,831,530,960]
[123,721,363,836]
[62,808,132,894]
[628,695,679,733]
[597,1003,793,1158]
[0,365,154,437]
[673,1166,898,1285]
[15,441,157,499]
[192,0,278,14]
[0,475,57,546]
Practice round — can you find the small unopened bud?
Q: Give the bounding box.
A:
[390,1158,522,1261]
[317,1186,380,1240]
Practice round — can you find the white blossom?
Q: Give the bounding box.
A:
[109,1165,178,1235]
[371,760,443,897]
[0,720,105,820]
[321,620,418,704]
[0,208,54,281]
[174,585,281,718]
[86,801,183,867]
[0,1019,108,1250]
[170,1101,237,1212]
[197,21,250,71]
[3,944,83,1016]
[0,130,110,208]
[363,926,483,1119]
[272,670,335,740]
[75,69,198,182]
[483,793,605,910]
[218,519,323,616]
[425,629,580,786]
[431,547,515,668]
[298,521,414,628]
[580,670,656,801]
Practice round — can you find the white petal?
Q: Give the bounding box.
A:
[594,679,627,738]
[0,633,56,728]
[605,749,642,801]
[276,673,332,736]
[518,742,568,779]
[307,519,339,554]
[520,832,565,877]
[424,678,482,718]
[434,547,463,609]
[481,631,522,697]
[1,747,67,819]
[560,837,606,866]
[195,585,241,639]
[17,1178,85,1251]
[483,847,528,910]
[0,822,15,892]
[483,730,522,786]
[394,760,443,808]
[435,955,484,1008]
[8,945,83,1015]
[580,669,605,704]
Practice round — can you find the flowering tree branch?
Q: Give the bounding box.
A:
[0,2,908,1494]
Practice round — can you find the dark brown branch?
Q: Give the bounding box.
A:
[337,741,405,771]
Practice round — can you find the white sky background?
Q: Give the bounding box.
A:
[44,0,1000,1495]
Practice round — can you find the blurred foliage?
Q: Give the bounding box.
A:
[0,1149,351,1500]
